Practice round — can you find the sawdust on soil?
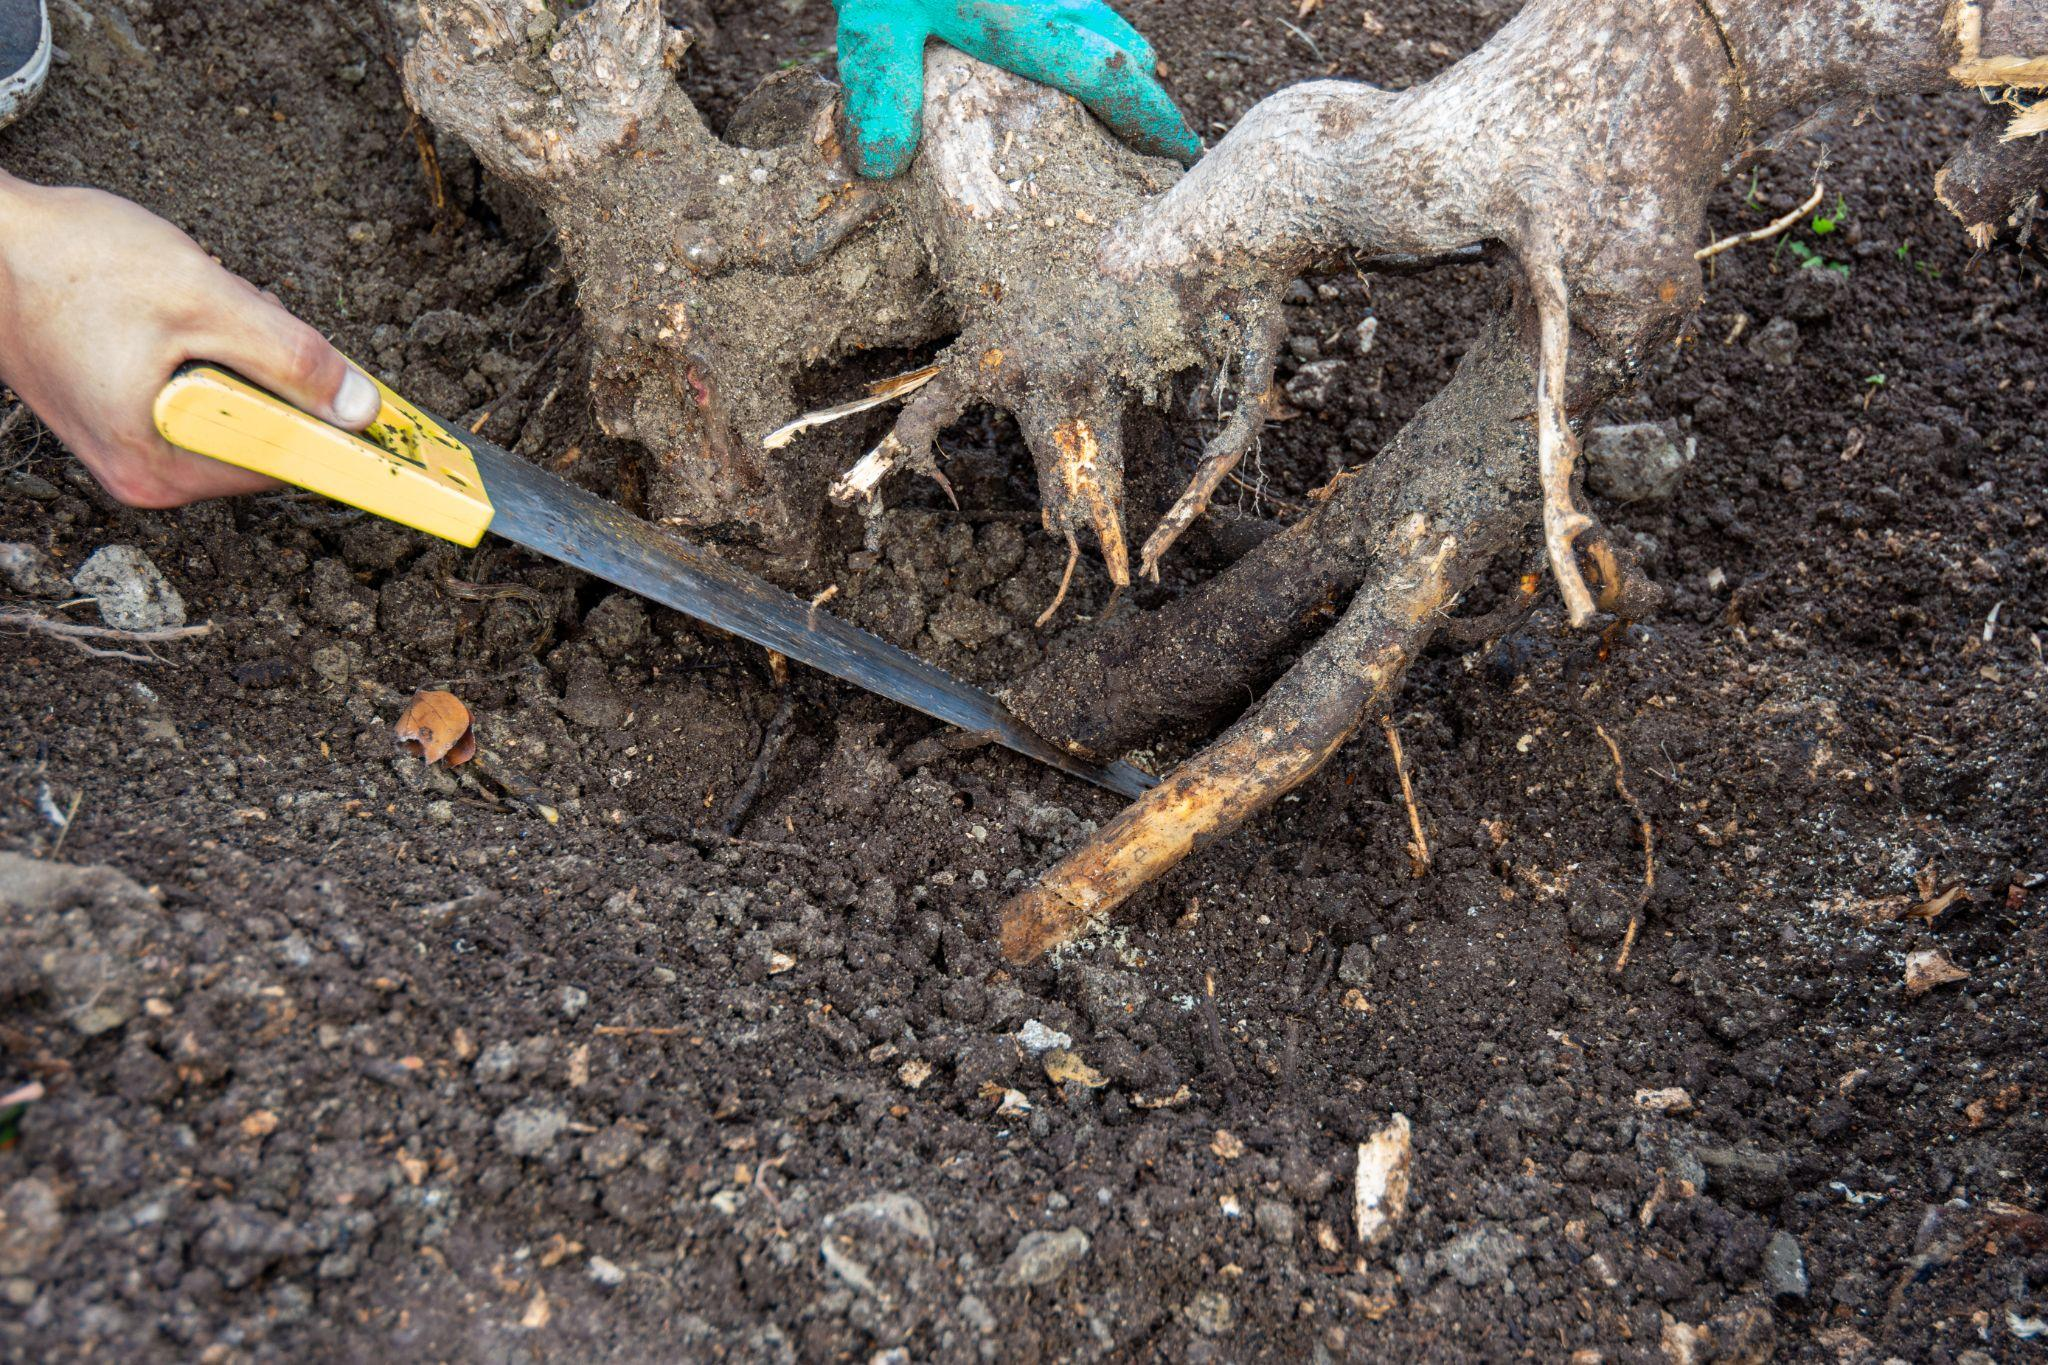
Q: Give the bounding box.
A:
[1,0,2044,1360]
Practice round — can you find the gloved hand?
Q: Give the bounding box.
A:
[834,0,1200,178]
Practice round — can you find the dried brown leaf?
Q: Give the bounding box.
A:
[1044,1049,1107,1089]
[1906,884,1968,923]
[396,690,474,765]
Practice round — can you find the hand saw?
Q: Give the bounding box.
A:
[154,363,1155,800]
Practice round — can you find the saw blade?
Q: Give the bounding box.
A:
[465,437,1156,801]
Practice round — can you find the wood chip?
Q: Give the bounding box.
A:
[897,1058,932,1089]
[1354,1113,1412,1248]
[1633,1087,1694,1115]
[240,1110,279,1138]
[1904,947,1970,995]
[1044,1049,1107,1089]
[1210,1129,1245,1161]
[1132,1084,1192,1110]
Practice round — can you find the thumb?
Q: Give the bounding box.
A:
[193,282,382,431]
[837,9,931,178]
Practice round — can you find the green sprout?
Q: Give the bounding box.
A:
[1810,194,1849,234]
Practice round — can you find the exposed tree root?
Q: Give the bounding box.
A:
[1001,515,1457,961]
[0,612,213,664]
[407,0,2046,948]
[1594,724,1655,975]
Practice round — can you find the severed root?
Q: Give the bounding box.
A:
[1695,182,1827,261]
[764,365,940,452]
[1936,110,2048,252]
[1381,714,1431,878]
[1593,723,1655,973]
[0,611,214,664]
[828,372,968,508]
[1000,515,1457,962]
[1036,532,1083,629]
[1139,310,1288,581]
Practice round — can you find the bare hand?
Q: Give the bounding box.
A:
[0,173,379,507]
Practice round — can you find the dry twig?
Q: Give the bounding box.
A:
[1594,723,1655,972]
[1380,714,1430,877]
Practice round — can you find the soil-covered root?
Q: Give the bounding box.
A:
[991,0,2042,942]
[1000,514,1457,961]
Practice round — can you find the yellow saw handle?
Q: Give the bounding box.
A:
[153,363,495,547]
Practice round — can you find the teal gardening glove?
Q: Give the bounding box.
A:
[834,0,1201,178]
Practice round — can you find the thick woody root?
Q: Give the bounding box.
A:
[1005,316,1571,758]
[991,0,2041,933]
[1937,113,2048,253]
[999,515,1458,962]
[407,0,1190,565]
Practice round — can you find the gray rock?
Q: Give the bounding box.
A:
[1431,1225,1529,1288]
[926,595,1010,650]
[1697,1142,1788,1209]
[1783,264,1848,322]
[472,1040,521,1084]
[1584,422,1697,503]
[1763,1230,1808,1299]
[825,1192,934,1247]
[582,1123,644,1175]
[1067,962,1149,1031]
[999,1227,1089,1287]
[197,1202,313,1289]
[1015,1020,1071,1055]
[817,1193,941,1342]
[71,545,187,631]
[1337,944,1375,990]
[1285,357,1346,411]
[0,1179,64,1278]
[494,1105,569,1158]
[0,853,175,1038]
[1748,316,1802,367]
[587,1256,625,1288]
[556,986,590,1020]
[1185,1289,1235,1336]
[957,1294,996,1335]
[0,543,67,598]
[1255,1199,1299,1245]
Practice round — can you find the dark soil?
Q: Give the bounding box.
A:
[3,1,2045,1361]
